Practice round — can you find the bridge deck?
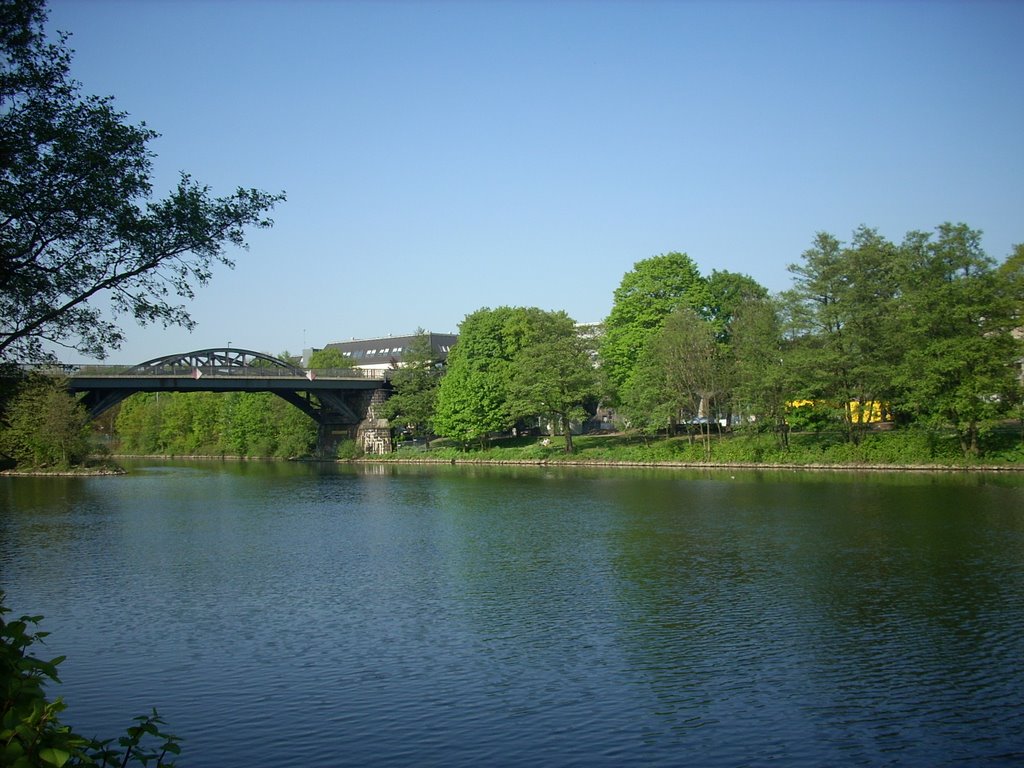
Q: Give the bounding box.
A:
[38,350,393,449]
[68,372,384,392]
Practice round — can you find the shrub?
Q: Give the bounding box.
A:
[335,439,363,460]
[1,593,181,767]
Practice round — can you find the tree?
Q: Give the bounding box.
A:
[506,312,598,454]
[600,252,711,397]
[268,394,317,458]
[380,329,442,446]
[307,348,352,370]
[730,296,790,447]
[702,269,769,422]
[113,392,163,454]
[999,243,1024,324]
[0,0,284,363]
[998,244,1024,443]
[0,374,91,467]
[781,228,901,442]
[434,306,568,447]
[434,307,520,446]
[113,389,318,458]
[705,269,769,343]
[615,346,676,438]
[620,308,726,459]
[893,224,1020,456]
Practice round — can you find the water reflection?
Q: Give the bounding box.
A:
[1,462,1022,767]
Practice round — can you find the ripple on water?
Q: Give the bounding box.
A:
[2,465,1023,766]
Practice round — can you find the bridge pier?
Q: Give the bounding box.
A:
[315,421,353,457]
[316,389,392,456]
[65,348,395,457]
[356,389,392,455]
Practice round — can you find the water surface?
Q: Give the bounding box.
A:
[2,461,1022,766]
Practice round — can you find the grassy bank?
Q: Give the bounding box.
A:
[383,427,1024,469]
[0,458,125,476]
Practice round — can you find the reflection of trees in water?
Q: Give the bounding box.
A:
[606,477,805,753]
[4,464,1023,763]
[418,472,630,730]
[607,475,1024,762]
[792,482,1024,755]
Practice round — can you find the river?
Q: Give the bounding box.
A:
[2,460,1023,766]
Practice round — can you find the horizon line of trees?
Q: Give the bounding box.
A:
[0,0,1020,469]
[4,220,1021,466]
[383,221,1022,459]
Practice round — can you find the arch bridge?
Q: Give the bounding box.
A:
[66,348,392,454]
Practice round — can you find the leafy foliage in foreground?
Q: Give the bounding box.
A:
[1,593,181,767]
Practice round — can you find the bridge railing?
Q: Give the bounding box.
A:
[304,367,389,380]
[24,364,389,380]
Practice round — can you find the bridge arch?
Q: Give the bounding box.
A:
[125,348,306,377]
[67,348,392,454]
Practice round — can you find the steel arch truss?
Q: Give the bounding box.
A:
[70,348,379,427]
[126,348,306,377]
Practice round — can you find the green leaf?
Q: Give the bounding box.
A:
[39,747,71,767]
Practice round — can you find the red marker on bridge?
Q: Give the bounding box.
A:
[192,368,203,379]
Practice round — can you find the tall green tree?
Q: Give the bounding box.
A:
[434,307,521,446]
[782,227,901,442]
[434,306,569,447]
[702,269,769,421]
[893,224,1020,456]
[705,269,769,343]
[615,346,676,438]
[307,348,353,370]
[380,329,442,445]
[999,243,1024,323]
[999,244,1024,439]
[729,296,790,447]
[506,312,598,454]
[0,0,284,363]
[600,252,711,396]
[620,308,726,458]
[0,374,91,467]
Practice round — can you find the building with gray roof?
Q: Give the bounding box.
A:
[303,332,458,372]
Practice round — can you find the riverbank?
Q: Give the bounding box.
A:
[355,456,1024,472]
[378,429,1024,471]
[12,428,1018,474]
[0,462,125,476]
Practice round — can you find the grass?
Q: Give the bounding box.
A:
[383,425,1024,468]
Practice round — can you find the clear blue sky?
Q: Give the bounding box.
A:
[46,0,1024,364]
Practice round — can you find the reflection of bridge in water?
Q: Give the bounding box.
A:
[65,348,392,454]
